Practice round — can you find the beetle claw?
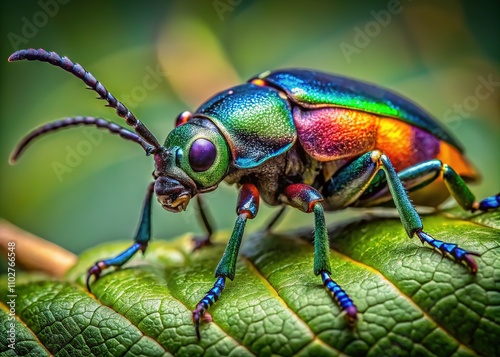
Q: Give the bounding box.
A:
[193,316,201,340]
[192,308,213,340]
[85,272,94,292]
[462,252,480,274]
[191,276,225,340]
[192,307,203,340]
[416,230,480,274]
[86,261,108,292]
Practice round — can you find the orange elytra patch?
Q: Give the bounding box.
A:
[375,117,441,172]
[437,141,478,182]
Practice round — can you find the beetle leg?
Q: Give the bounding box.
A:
[355,159,443,207]
[322,152,381,209]
[475,193,500,211]
[192,183,259,340]
[356,159,499,212]
[86,182,154,291]
[192,195,216,251]
[440,164,499,211]
[323,152,479,273]
[280,183,357,324]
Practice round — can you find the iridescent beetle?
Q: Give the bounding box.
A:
[9,49,499,339]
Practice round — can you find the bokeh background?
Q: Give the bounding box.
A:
[0,0,499,258]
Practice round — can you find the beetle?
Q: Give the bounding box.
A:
[8,48,499,340]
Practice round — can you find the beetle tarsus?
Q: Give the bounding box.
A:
[416,230,479,274]
[320,271,358,324]
[85,241,149,292]
[192,276,225,340]
[86,261,108,292]
[473,193,500,212]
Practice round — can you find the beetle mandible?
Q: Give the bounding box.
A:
[8,48,500,339]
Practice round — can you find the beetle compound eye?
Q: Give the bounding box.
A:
[189,138,217,172]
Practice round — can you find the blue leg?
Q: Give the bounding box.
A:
[417,231,479,273]
[476,193,500,210]
[86,182,154,291]
[192,183,259,339]
[192,276,225,340]
[281,183,358,323]
[321,272,357,323]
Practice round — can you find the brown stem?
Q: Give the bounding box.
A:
[0,219,76,278]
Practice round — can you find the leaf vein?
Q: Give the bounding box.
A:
[240,256,342,356]
[331,250,478,355]
[0,301,52,356]
[84,285,173,356]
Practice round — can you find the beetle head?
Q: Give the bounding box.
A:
[7,49,232,214]
[154,117,230,212]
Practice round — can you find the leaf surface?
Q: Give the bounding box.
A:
[1,211,499,356]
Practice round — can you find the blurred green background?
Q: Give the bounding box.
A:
[0,0,499,257]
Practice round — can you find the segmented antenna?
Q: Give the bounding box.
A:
[10,116,156,164]
[8,48,161,149]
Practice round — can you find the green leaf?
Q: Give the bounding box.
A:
[1,210,499,356]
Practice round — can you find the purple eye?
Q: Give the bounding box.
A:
[189,138,216,172]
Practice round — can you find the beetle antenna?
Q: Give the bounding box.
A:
[10,116,156,164]
[8,48,161,150]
